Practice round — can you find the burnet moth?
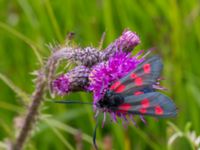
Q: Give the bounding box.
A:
[53,55,177,150]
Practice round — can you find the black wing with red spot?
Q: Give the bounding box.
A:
[110,56,162,95]
[109,56,177,118]
[115,92,177,118]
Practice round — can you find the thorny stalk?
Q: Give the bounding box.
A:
[13,70,46,150]
[11,51,60,150]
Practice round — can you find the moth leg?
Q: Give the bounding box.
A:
[102,112,106,128]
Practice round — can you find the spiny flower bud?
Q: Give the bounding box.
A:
[101,29,140,60]
[53,75,70,95]
[71,47,102,67]
[53,65,90,95]
[53,46,101,67]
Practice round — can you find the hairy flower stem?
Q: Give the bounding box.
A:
[11,54,58,150]
[13,70,46,150]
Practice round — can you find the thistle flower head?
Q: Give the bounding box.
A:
[88,51,144,103]
[53,74,70,95]
[101,30,140,60]
[53,65,90,95]
[116,30,141,52]
[70,47,101,67]
[53,46,101,67]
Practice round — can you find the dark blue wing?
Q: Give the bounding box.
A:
[114,92,177,118]
[110,56,163,95]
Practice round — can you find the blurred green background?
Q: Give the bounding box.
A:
[0,0,200,150]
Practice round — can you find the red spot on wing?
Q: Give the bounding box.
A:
[119,103,131,110]
[141,98,150,108]
[110,81,121,90]
[134,77,143,86]
[155,105,164,115]
[115,84,126,93]
[139,108,147,114]
[118,103,131,113]
[143,63,151,74]
[134,91,144,96]
[130,73,137,79]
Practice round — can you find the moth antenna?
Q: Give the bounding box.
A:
[93,116,99,150]
[49,100,93,105]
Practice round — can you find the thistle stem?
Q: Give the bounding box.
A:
[11,56,56,150]
[13,72,46,150]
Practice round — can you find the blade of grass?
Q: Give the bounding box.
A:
[131,125,161,150]
[102,0,116,41]
[0,22,43,65]
[0,119,13,137]
[43,118,103,149]
[78,92,104,148]
[43,0,63,42]
[46,121,75,150]
[0,73,30,102]
[0,100,23,112]
[17,0,39,27]
[79,92,94,127]
[167,122,196,150]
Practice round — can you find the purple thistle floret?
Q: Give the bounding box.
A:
[101,30,140,60]
[116,30,140,51]
[88,51,144,104]
[53,75,70,95]
[53,65,90,95]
